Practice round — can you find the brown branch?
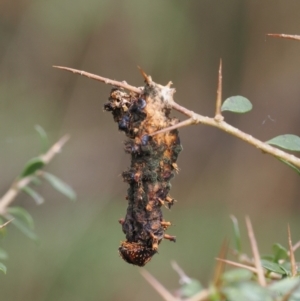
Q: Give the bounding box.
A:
[213,239,228,289]
[245,216,266,286]
[0,135,70,215]
[53,66,142,94]
[216,258,257,273]
[0,219,13,229]
[53,66,300,169]
[292,240,300,253]
[140,269,177,301]
[214,59,223,121]
[267,34,300,41]
[288,224,297,277]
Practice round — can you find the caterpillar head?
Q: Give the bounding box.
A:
[119,241,157,267]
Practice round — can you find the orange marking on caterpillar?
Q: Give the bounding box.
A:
[104,76,182,266]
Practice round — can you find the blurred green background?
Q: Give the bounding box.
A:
[1,0,300,300]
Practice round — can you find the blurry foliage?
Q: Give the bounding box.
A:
[1,1,300,301]
[144,217,300,301]
[0,127,76,274]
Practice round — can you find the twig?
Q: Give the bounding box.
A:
[215,258,257,273]
[213,239,228,288]
[171,260,191,284]
[53,66,300,169]
[245,216,266,286]
[53,66,142,94]
[292,240,300,253]
[0,219,13,229]
[140,269,178,301]
[214,59,223,121]
[287,224,297,277]
[0,135,70,215]
[267,34,300,41]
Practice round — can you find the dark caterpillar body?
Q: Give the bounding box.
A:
[104,79,182,266]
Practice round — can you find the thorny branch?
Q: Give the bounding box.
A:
[53,65,300,169]
[0,135,70,216]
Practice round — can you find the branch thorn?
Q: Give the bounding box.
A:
[215,59,224,121]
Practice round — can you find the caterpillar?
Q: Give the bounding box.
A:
[104,75,182,266]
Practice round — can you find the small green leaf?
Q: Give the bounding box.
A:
[7,207,34,230]
[269,278,300,300]
[42,172,76,201]
[20,157,45,178]
[261,254,274,261]
[230,215,241,253]
[261,259,286,275]
[0,262,7,274]
[31,175,42,186]
[266,134,300,151]
[35,125,49,153]
[221,96,252,113]
[272,243,288,262]
[278,159,300,175]
[222,268,252,283]
[279,264,291,276]
[179,279,203,298]
[22,186,45,205]
[9,217,38,241]
[0,248,8,260]
[222,282,272,301]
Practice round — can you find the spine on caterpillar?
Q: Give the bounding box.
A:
[104,77,182,266]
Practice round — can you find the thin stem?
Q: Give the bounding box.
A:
[288,224,297,277]
[213,240,228,288]
[216,258,257,273]
[267,34,300,41]
[150,118,196,136]
[245,216,266,286]
[215,59,223,121]
[0,135,70,215]
[171,260,191,284]
[0,219,13,229]
[292,240,300,253]
[53,66,142,94]
[140,269,177,301]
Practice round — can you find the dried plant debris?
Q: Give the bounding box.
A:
[104,76,182,266]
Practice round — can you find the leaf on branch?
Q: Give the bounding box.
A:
[269,278,300,300]
[272,243,289,262]
[6,208,38,241]
[22,186,45,205]
[20,157,45,178]
[0,262,7,274]
[278,159,300,175]
[179,279,203,299]
[35,125,49,153]
[221,96,252,113]
[31,175,42,186]
[222,268,252,283]
[266,134,300,152]
[10,217,38,241]
[222,282,272,301]
[7,207,35,229]
[260,259,287,275]
[42,172,76,201]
